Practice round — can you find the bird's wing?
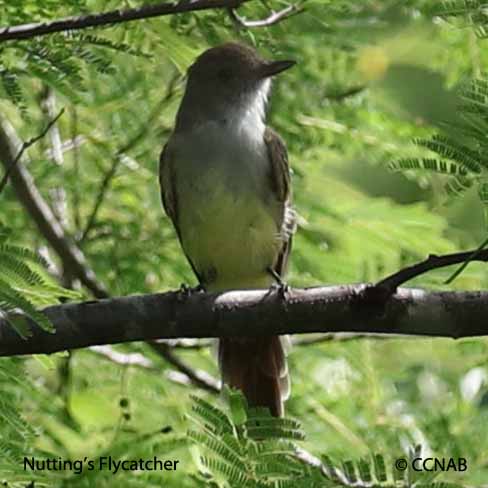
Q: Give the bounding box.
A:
[264,127,296,277]
[159,140,179,233]
[159,139,204,284]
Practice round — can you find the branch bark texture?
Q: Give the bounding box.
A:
[1,285,487,357]
[0,0,249,42]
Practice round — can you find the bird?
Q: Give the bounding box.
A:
[159,42,296,417]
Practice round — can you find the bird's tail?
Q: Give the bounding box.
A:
[218,336,289,417]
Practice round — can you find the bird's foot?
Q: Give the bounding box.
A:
[177,283,205,301]
[267,267,289,299]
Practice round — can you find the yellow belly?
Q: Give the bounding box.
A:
[178,170,281,291]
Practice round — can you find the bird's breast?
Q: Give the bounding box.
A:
[172,122,282,289]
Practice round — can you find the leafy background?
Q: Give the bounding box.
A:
[1,0,488,486]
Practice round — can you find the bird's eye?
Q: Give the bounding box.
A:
[218,68,233,81]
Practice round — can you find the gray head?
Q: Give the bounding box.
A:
[175,42,295,130]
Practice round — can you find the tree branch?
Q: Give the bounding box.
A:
[149,342,220,393]
[159,334,384,348]
[0,115,109,298]
[0,111,220,391]
[375,248,488,294]
[228,3,304,28]
[90,345,156,369]
[1,285,488,357]
[80,73,183,243]
[0,108,64,195]
[0,0,250,42]
[323,85,366,101]
[90,344,220,392]
[159,338,211,349]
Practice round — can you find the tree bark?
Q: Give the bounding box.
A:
[1,285,487,357]
[0,0,249,42]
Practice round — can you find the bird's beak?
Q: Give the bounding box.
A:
[259,59,296,78]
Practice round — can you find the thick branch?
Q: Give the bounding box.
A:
[0,0,249,42]
[0,116,109,298]
[0,113,220,388]
[1,285,487,357]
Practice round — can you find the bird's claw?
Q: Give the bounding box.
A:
[267,267,289,299]
[271,281,290,300]
[177,283,205,301]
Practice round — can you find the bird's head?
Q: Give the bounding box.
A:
[187,42,294,98]
[176,42,295,129]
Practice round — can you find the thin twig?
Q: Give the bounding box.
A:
[41,88,64,166]
[293,333,397,346]
[90,345,156,369]
[375,247,488,295]
[0,108,220,391]
[157,338,212,349]
[90,344,220,391]
[444,235,488,284]
[79,156,120,243]
[70,107,82,233]
[294,447,354,486]
[0,108,64,195]
[324,85,366,101]
[43,134,86,160]
[149,342,220,393]
[228,2,303,28]
[0,114,109,297]
[91,344,220,393]
[0,0,249,42]
[159,334,388,348]
[41,88,69,228]
[80,74,183,243]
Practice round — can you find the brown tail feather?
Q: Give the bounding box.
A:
[218,336,288,417]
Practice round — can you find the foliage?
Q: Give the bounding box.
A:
[391,78,488,211]
[188,394,466,488]
[1,0,488,486]
[0,358,46,488]
[0,223,78,335]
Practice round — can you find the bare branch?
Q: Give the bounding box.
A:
[0,108,64,195]
[0,115,109,298]
[40,89,71,238]
[79,155,120,243]
[295,447,352,486]
[1,284,488,357]
[293,333,391,346]
[90,345,156,369]
[158,338,211,349]
[149,342,220,393]
[0,97,222,391]
[159,334,387,348]
[375,248,488,294]
[0,108,218,390]
[0,0,250,43]
[228,2,304,28]
[90,344,219,392]
[324,85,366,101]
[80,74,183,243]
[70,107,82,233]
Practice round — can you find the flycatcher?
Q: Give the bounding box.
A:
[159,42,296,417]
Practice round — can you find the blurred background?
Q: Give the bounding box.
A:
[1,0,488,486]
